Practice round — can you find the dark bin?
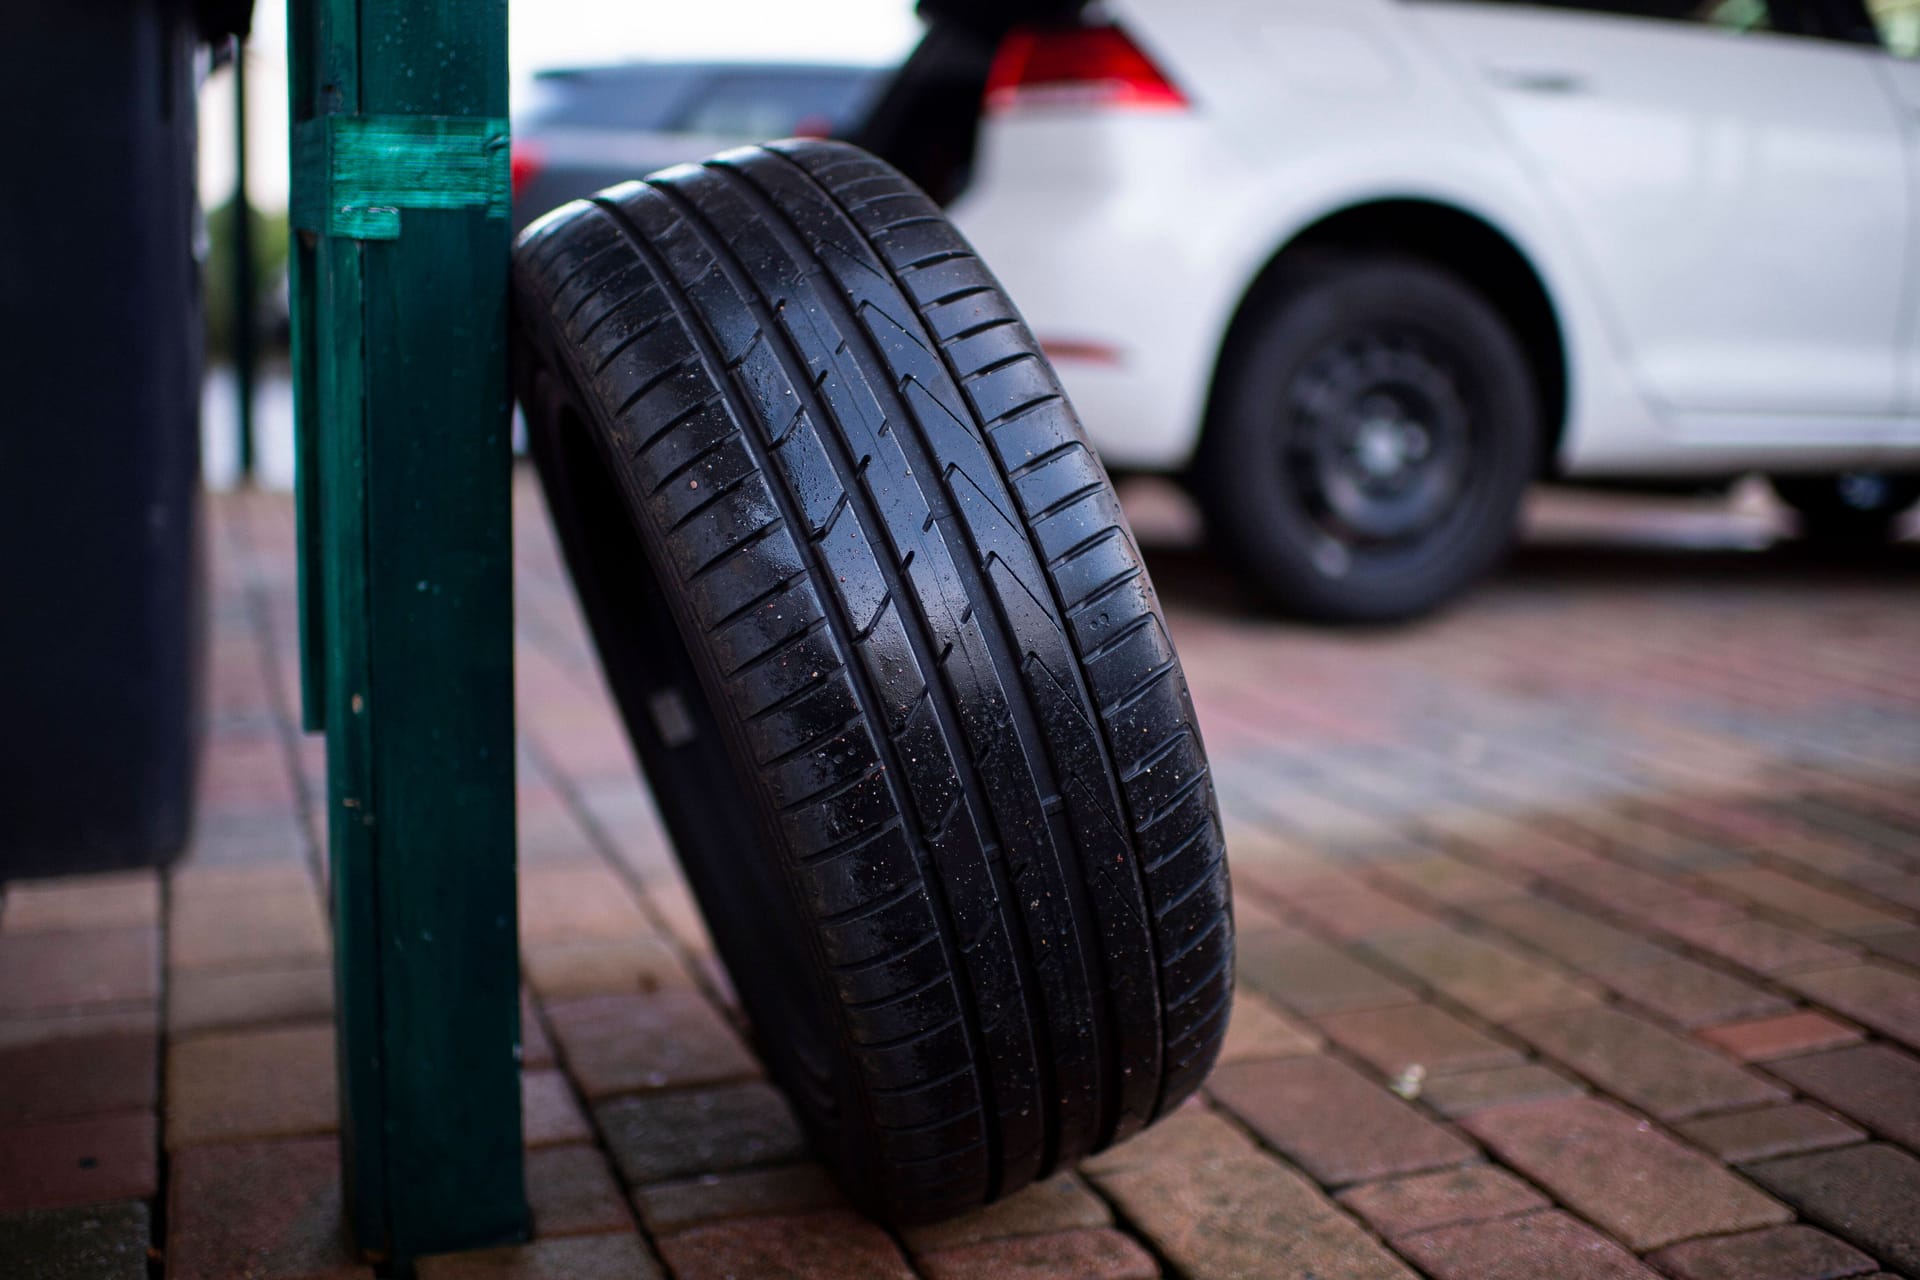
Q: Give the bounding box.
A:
[0,0,209,877]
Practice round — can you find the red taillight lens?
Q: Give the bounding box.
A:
[985,24,1187,113]
[510,141,544,200]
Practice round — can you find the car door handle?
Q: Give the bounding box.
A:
[1484,67,1586,95]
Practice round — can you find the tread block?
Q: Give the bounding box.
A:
[733,629,842,720]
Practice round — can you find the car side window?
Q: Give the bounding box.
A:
[1465,0,1894,42]
[1703,0,1773,31]
[673,72,876,140]
[1466,0,1763,20]
[1867,0,1920,53]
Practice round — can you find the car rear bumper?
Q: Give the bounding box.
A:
[951,110,1255,471]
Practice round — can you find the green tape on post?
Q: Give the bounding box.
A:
[293,114,509,240]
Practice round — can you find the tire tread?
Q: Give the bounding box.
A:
[510,140,1231,1218]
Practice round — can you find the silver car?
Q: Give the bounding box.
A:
[510,61,886,233]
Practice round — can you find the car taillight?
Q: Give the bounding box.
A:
[985,23,1187,113]
[510,141,544,200]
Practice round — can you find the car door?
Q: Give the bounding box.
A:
[1413,0,1910,439]
[1863,0,1920,442]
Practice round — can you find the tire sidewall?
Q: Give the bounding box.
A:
[516,340,887,1213]
[1200,255,1539,622]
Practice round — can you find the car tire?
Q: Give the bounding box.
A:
[511,140,1231,1223]
[1772,474,1920,545]
[1195,253,1538,622]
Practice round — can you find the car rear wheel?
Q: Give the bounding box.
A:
[1195,253,1537,622]
[512,140,1231,1223]
[1772,473,1920,545]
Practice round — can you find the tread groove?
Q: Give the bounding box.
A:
[630,175,1011,1199]
[818,878,923,928]
[685,159,1081,1190]
[758,708,865,773]
[577,294,667,347]
[722,613,826,682]
[1030,480,1107,526]
[664,468,760,536]
[706,568,805,635]
[769,145,1167,1154]
[651,428,742,494]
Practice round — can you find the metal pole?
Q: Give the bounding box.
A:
[232,39,255,483]
[287,0,525,1268]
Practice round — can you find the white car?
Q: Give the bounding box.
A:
[866,0,1920,619]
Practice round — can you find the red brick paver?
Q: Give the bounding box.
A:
[1783,964,1920,1054]
[1093,1151,1414,1280]
[1235,926,1418,1016]
[1398,1210,1658,1280]
[917,1228,1158,1280]
[654,1210,914,1280]
[596,1082,806,1185]
[632,1164,846,1235]
[1362,925,1599,1025]
[0,873,158,934]
[900,1173,1110,1253]
[1416,1061,1584,1118]
[0,927,160,1015]
[544,991,757,1098]
[1336,1164,1549,1239]
[0,1112,157,1211]
[166,874,328,973]
[1215,989,1322,1062]
[1746,1144,1920,1275]
[1465,1096,1790,1249]
[1509,1004,1787,1120]
[1674,1103,1866,1164]
[164,1024,338,1148]
[1316,1003,1522,1078]
[524,1145,630,1238]
[1208,1054,1475,1184]
[166,964,335,1038]
[1646,1223,1878,1280]
[1598,954,1792,1028]
[166,1137,370,1280]
[1764,1043,1920,1150]
[1696,1010,1864,1062]
[417,1234,663,1279]
[521,1069,591,1149]
[0,1031,156,1126]
[1677,918,1860,977]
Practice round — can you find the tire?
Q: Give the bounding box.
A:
[1772,473,1920,545]
[1194,253,1538,622]
[510,140,1231,1223]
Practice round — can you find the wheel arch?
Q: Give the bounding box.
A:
[1200,197,1571,477]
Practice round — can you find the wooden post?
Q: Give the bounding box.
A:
[287,0,526,1269]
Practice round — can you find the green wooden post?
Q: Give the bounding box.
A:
[287,0,527,1269]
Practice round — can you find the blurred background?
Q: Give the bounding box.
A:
[6,3,1920,1276]
[201,0,1920,620]
[195,0,924,487]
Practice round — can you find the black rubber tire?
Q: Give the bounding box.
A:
[1772,474,1920,545]
[510,140,1231,1223]
[1194,253,1538,623]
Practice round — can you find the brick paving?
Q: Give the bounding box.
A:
[1,478,1918,1277]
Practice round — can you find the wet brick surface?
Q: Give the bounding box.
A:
[2,481,1917,1276]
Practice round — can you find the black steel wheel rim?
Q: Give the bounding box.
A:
[1279,330,1477,570]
